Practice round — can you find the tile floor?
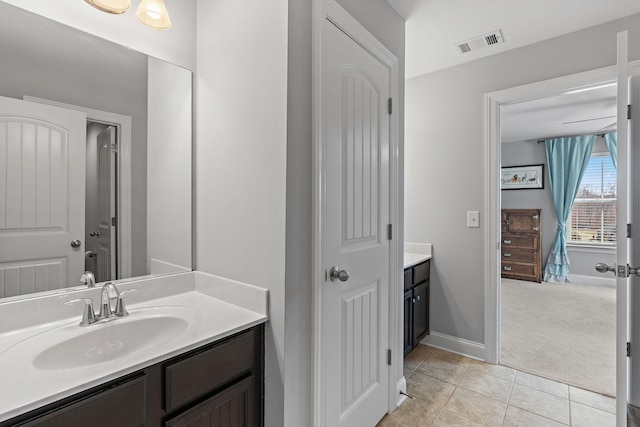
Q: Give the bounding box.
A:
[377,344,616,427]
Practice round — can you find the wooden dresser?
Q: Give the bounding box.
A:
[501,208,542,282]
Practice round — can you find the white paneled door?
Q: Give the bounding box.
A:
[0,96,86,297]
[324,20,391,427]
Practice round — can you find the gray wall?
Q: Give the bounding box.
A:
[501,137,615,278]
[405,13,640,345]
[285,0,404,425]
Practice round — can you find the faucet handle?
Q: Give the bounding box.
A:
[66,298,97,326]
[113,289,136,317]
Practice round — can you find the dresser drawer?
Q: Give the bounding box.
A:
[165,329,255,411]
[502,262,538,277]
[502,234,539,250]
[501,248,537,264]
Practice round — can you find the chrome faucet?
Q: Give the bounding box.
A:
[80,271,95,288]
[67,282,132,326]
[99,282,129,319]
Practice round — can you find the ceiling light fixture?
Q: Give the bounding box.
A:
[85,0,172,31]
[135,0,172,31]
[85,0,131,14]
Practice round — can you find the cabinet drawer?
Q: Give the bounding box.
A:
[165,329,255,411]
[501,248,537,264]
[502,262,538,277]
[414,261,430,284]
[502,235,538,250]
[165,376,255,427]
[404,268,412,290]
[23,374,146,427]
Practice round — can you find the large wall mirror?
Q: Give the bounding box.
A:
[0,2,192,299]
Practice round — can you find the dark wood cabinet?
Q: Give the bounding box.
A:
[1,325,265,427]
[403,259,430,356]
[501,208,542,282]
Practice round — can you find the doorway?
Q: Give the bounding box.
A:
[85,122,118,282]
[497,88,618,396]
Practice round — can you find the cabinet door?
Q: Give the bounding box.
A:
[403,289,413,355]
[165,376,255,427]
[412,282,429,344]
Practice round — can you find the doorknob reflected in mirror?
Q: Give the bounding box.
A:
[329,267,350,282]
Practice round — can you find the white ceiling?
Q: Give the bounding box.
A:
[386,0,639,142]
[500,83,618,143]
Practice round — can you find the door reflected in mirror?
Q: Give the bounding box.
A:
[0,1,192,300]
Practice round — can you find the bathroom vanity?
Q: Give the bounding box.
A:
[403,244,432,356]
[0,272,268,427]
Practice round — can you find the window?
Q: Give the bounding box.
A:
[568,153,616,245]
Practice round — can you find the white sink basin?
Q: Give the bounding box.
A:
[2,305,199,371]
[33,315,188,370]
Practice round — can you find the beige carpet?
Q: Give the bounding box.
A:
[500,278,616,397]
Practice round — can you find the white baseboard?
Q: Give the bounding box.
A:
[421,331,485,361]
[396,376,407,407]
[567,274,616,288]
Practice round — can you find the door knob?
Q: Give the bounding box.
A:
[595,263,616,275]
[330,267,350,282]
[70,239,82,248]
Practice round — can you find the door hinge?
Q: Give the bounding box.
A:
[111,217,118,227]
[387,224,392,240]
[111,143,118,153]
[629,223,632,239]
[628,342,631,357]
[629,104,632,120]
[388,98,392,115]
[387,349,392,366]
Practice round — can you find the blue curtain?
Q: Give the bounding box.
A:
[605,132,617,169]
[543,135,596,282]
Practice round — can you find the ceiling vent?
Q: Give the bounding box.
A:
[455,30,504,55]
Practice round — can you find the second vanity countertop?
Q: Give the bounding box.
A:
[0,271,268,422]
[404,242,433,269]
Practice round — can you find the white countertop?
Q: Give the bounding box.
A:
[0,271,268,422]
[403,242,432,268]
[404,252,431,269]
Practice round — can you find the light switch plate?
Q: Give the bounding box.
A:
[467,211,480,228]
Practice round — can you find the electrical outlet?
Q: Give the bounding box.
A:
[467,211,480,228]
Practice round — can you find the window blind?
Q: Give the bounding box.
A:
[569,153,617,244]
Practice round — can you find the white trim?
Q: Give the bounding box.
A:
[23,96,133,279]
[312,1,400,426]
[396,377,407,407]
[421,331,485,361]
[484,59,640,366]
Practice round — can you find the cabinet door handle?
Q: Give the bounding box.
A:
[412,298,416,303]
[503,239,512,244]
[503,266,512,271]
[416,295,421,301]
[533,226,539,231]
[504,253,511,257]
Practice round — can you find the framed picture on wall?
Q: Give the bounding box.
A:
[501,164,544,190]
